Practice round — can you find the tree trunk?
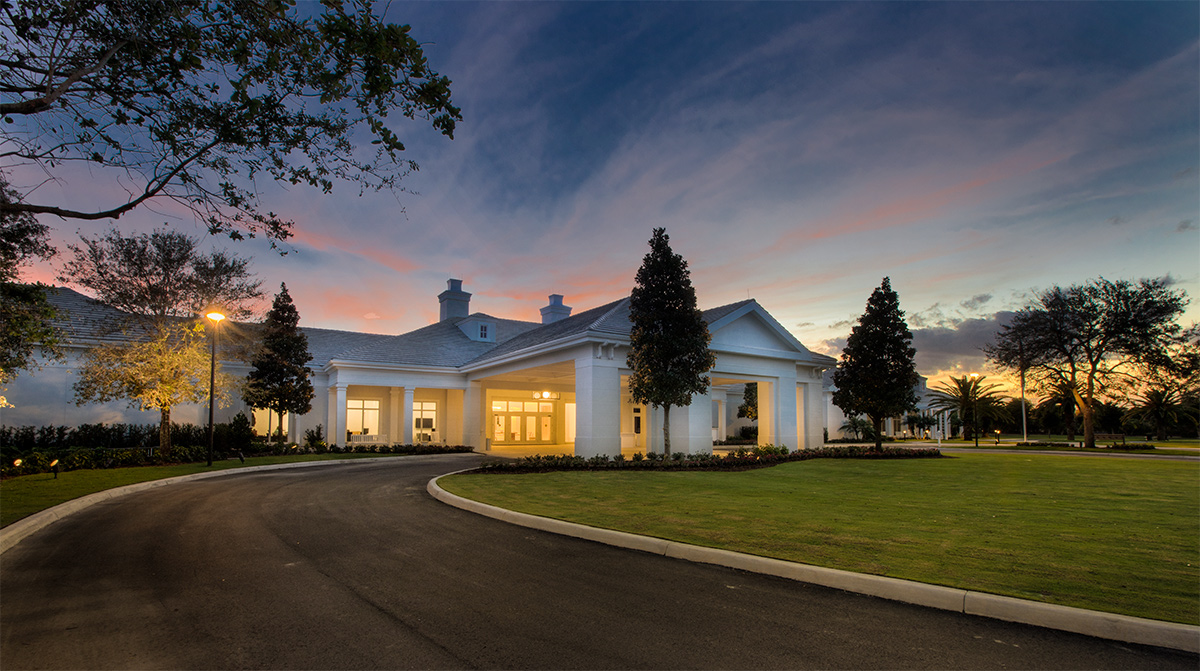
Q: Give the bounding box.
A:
[872,415,883,452]
[160,407,171,451]
[278,410,286,443]
[663,405,672,456]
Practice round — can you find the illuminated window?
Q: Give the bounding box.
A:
[347,399,380,435]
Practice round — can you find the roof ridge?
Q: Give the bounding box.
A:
[587,296,630,331]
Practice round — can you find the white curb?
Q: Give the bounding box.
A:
[428,472,1200,654]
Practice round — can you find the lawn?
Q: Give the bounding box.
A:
[441,452,1200,625]
[0,453,404,528]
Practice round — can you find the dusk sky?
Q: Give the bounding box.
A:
[21,1,1200,390]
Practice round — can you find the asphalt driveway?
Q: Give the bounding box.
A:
[1,453,1194,669]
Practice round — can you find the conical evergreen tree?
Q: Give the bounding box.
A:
[831,277,919,451]
[627,228,716,455]
[244,283,314,442]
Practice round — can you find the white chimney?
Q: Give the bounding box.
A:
[540,294,572,324]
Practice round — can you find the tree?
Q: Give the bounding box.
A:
[928,375,1008,441]
[0,0,461,245]
[1123,330,1200,440]
[839,415,874,441]
[0,175,60,399]
[58,228,262,447]
[831,277,920,450]
[737,382,758,421]
[73,322,235,448]
[627,228,717,455]
[243,283,314,442]
[986,278,1189,448]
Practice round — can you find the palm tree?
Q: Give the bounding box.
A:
[1124,389,1198,441]
[929,375,1008,441]
[840,416,874,441]
[1037,381,1081,441]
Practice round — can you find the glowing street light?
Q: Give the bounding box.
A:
[206,311,225,467]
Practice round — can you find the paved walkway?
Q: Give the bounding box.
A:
[2,455,1195,669]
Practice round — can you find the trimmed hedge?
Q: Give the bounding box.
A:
[476,444,943,474]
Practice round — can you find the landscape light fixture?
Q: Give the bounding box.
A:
[206,311,226,467]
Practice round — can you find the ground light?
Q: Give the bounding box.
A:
[206,311,225,467]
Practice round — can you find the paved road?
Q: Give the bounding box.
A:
[1,454,1195,670]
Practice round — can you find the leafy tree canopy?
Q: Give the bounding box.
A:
[737,382,757,421]
[627,227,716,454]
[985,277,1188,448]
[0,174,59,391]
[58,228,262,324]
[58,227,261,447]
[831,277,920,450]
[0,0,461,245]
[928,374,1008,440]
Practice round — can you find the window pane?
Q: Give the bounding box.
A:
[539,403,553,413]
[348,399,364,409]
[493,416,505,442]
[365,400,380,409]
[541,416,551,441]
[492,402,506,412]
[523,402,538,413]
[525,415,536,441]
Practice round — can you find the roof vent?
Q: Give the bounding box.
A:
[540,294,572,324]
[438,279,471,321]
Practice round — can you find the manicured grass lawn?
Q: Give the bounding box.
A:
[0,453,402,528]
[441,453,1200,625]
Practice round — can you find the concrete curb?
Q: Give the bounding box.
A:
[0,455,464,557]
[428,472,1200,654]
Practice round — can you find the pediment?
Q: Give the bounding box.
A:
[709,306,811,358]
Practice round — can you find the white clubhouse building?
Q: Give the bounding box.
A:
[3,280,838,455]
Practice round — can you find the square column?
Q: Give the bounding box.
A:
[774,373,798,450]
[574,356,621,458]
[402,387,415,444]
[670,390,714,454]
[331,384,347,446]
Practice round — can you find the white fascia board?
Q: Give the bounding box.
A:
[710,342,807,361]
[325,360,456,375]
[459,331,630,375]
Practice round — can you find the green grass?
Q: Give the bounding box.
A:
[0,453,403,528]
[441,453,1200,625]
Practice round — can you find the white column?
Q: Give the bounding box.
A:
[402,387,415,444]
[687,390,714,454]
[333,384,347,447]
[389,387,401,446]
[574,356,621,457]
[774,372,798,451]
[714,394,727,444]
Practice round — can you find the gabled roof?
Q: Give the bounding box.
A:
[44,287,161,344]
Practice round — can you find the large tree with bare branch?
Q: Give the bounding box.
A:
[0,0,460,245]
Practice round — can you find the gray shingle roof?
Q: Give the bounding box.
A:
[327,314,541,368]
[39,287,822,372]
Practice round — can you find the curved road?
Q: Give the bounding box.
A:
[1,454,1194,669]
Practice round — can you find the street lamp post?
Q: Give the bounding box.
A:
[969,372,980,447]
[206,311,225,467]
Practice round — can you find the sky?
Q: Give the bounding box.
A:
[17,1,1200,391]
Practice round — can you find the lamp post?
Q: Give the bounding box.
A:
[968,372,980,447]
[206,311,225,466]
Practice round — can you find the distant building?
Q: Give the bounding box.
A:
[823,370,936,440]
[3,281,837,455]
